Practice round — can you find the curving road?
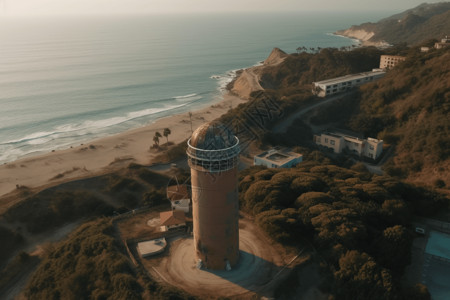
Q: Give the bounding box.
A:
[273,91,355,133]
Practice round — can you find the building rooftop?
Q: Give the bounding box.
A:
[137,238,167,257]
[256,148,302,166]
[189,121,237,150]
[160,210,186,226]
[167,184,189,201]
[313,71,385,86]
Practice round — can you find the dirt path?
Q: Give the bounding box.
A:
[145,218,299,299]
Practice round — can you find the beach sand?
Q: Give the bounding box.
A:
[0,93,246,199]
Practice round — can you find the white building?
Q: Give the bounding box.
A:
[167,184,190,213]
[379,55,406,69]
[312,70,385,97]
[314,131,383,160]
[435,36,450,49]
[137,238,167,258]
[254,148,303,168]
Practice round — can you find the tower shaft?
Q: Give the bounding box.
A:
[191,168,239,269]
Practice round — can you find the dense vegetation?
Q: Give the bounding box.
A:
[221,47,382,153]
[25,219,196,300]
[310,47,450,186]
[239,159,446,299]
[337,2,450,45]
[0,225,24,265]
[351,48,449,184]
[259,46,382,90]
[228,41,449,187]
[2,166,171,235]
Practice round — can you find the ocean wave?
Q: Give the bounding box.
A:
[173,93,198,99]
[211,69,240,92]
[2,104,186,146]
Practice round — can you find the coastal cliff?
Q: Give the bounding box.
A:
[335,28,389,47]
[230,48,287,99]
[336,2,450,46]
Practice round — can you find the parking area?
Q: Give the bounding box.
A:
[422,254,450,300]
[421,230,450,300]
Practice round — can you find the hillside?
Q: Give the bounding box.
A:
[349,48,450,186]
[335,2,450,45]
[227,43,449,189]
[239,161,445,299]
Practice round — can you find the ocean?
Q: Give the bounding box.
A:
[0,12,388,164]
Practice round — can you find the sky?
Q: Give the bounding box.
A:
[0,0,445,16]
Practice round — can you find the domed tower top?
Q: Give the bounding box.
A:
[189,121,237,150]
[187,121,239,173]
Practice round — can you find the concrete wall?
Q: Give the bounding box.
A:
[191,167,239,270]
[280,156,303,168]
[364,138,383,159]
[380,55,405,69]
[318,134,344,153]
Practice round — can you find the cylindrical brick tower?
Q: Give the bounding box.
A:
[187,121,240,270]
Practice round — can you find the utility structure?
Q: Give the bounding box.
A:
[187,121,240,270]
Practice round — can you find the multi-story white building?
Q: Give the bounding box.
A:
[379,55,406,69]
[312,70,385,97]
[314,131,383,160]
[254,148,303,168]
[435,36,450,49]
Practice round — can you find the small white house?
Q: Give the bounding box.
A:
[167,184,190,213]
[254,148,303,168]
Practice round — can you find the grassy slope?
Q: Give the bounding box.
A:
[246,45,449,189]
[348,48,450,187]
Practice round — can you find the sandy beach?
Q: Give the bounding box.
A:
[0,93,246,199]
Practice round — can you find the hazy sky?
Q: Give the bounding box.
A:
[1,0,445,16]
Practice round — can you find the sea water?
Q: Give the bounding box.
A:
[0,12,388,163]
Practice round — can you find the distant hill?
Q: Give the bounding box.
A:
[336,2,450,46]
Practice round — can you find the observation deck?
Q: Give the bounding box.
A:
[187,122,240,173]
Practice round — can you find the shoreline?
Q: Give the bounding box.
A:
[333,29,390,48]
[0,93,246,199]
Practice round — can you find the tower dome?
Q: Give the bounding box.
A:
[187,121,239,173]
[189,121,237,150]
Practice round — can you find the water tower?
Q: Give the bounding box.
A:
[187,121,240,270]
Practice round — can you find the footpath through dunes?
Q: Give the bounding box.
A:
[146,217,312,299]
[231,48,287,99]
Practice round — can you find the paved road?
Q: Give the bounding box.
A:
[273,91,355,133]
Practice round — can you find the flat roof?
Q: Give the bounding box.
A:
[322,132,342,139]
[313,71,385,86]
[137,238,167,257]
[322,131,365,142]
[256,149,302,166]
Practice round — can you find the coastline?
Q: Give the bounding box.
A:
[0,93,246,198]
[333,29,390,48]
